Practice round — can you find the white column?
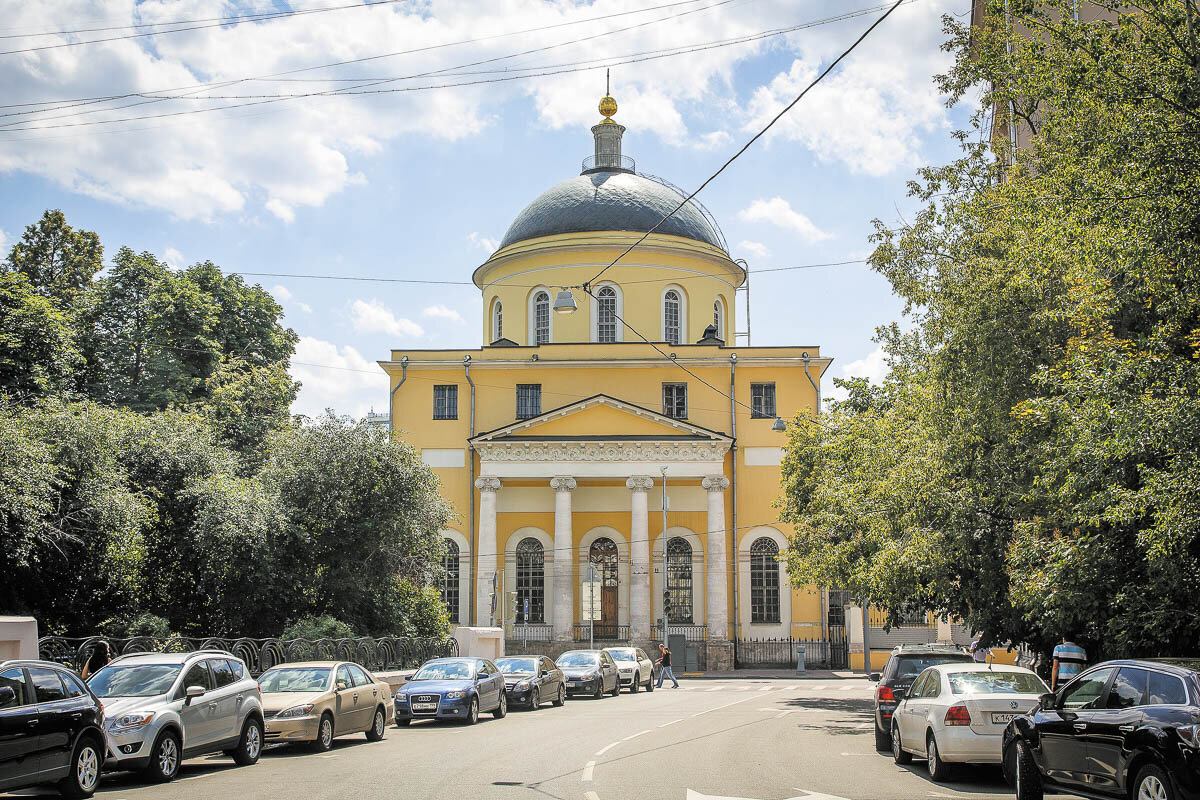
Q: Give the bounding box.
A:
[626,476,654,641]
[474,477,501,626]
[550,476,577,641]
[703,474,731,641]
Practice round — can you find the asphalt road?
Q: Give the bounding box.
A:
[6,677,1059,800]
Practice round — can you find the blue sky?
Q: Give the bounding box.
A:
[0,0,974,418]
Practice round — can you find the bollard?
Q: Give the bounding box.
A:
[796,643,806,674]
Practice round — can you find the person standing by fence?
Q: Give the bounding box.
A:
[81,641,111,679]
[655,643,680,688]
[1051,636,1087,690]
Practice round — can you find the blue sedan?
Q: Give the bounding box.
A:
[394,658,507,726]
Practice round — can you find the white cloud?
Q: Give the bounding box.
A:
[349,298,424,338]
[695,130,732,150]
[466,232,499,253]
[422,304,466,325]
[272,284,293,302]
[290,336,387,419]
[737,240,771,260]
[163,247,185,269]
[297,301,313,314]
[0,229,9,254]
[738,197,831,243]
[826,344,889,401]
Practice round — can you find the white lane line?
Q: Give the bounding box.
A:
[658,718,684,728]
[178,773,220,781]
[705,686,723,692]
[595,742,619,756]
[809,685,825,691]
[623,729,650,741]
[776,711,790,718]
[585,792,601,800]
[689,694,768,718]
[855,722,871,729]
[758,686,773,691]
[581,761,595,782]
[840,685,855,691]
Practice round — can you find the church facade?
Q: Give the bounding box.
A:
[381,92,833,669]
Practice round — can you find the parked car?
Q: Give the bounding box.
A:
[393,658,506,726]
[86,649,264,782]
[603,647,655,693]
[557,650,620,699]
[871,644,974,751]
[258,661,392,750]
[1003,658,1200,800]
[0,659,106,798]
[495,656,565,709]
[890,663,1049,781]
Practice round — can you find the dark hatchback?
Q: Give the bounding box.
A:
[0,660,106,798]
[871,645,973,751]
[1004,658,1200,800]
[496,656,566,710]
[557,650,620,699]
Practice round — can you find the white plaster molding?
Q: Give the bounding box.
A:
[422,448,466,468]
[743,447,784,466]
[550,475,577,492]
[475,476,502,492]
[737,525,792,639]
[477,441,730,464]
[625,475,654,492]
[702,474,731,492]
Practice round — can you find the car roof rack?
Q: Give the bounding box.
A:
[0,659,80,670]
[107,648,233,665]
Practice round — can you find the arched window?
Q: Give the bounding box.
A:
[533,291,550,344]
[515,538,545,623]
[441,539,460,624]
[750,537,781,624]
[588,537,619,636]
[665,537,694,624]
[713,297,725,341]
[492,300,503,341]
[597,286,617,343]
[664,289,681,345]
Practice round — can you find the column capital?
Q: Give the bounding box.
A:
[702,474,730,492]
[475,476,502,492]
[550,476,577,492]
[625,475,654,492]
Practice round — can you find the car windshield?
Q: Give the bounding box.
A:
[606,649,637,662]
[497,658,537,675]
[412,661,473,681]
[258,667,331,693]
[557,653,599,667]
[88,664,181,698]
[948,671,1048,695]
[895,654,972,681]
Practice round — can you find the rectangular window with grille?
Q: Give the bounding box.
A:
[662,382,687,419]
[516,384,542,420]
[750,382,776,419]
[433,385,458,420]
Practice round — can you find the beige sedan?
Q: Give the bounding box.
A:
[258,661,393,751]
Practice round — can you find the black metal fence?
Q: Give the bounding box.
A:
[37,635,458,677]
[572,623,630,642]
[735,630,848,670]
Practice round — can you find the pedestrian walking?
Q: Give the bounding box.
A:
[969,636,992,664]
[1050,635,1087,690]
[655,643,680,689]
[81,640,111,679]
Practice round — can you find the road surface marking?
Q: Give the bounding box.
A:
[581,761,595,782]
[792,788,853,800]
[840,686,855,691]
[706,686,724,692]
[758,686,773,691]
[595,742,618,756]
[585,793,600,800]
[776,711,790,718]
[623,729,650,741]
[690,694,766,718]
[658,718,684,728]
[178,773,220,781]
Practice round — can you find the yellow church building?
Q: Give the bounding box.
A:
[381,91,837,670]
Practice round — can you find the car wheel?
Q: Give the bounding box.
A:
[630,676,640,693]
[493,692,507,719]
[58,735,102,798]
[594,681,604,699]
[891,721,911,765]
[232,717,263,766]
[312,713,334,751]
[875,720,891,751]
[646,673,654,692]
[1133,764,1174,800]
[396,718,411,727]
[464,697,479,725]
[530,688,540,710]
[1013,740,1044,800]
[610,678,620,697]
[143,729,181,782]
[366,707,386,741]
[553,684,566,707]
[926,732,952,782]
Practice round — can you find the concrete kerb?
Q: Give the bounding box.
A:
[679,669,866,680]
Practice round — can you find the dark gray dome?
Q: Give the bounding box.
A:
[498,170,725,251]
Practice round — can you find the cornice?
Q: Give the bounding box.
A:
[475,440,731,464]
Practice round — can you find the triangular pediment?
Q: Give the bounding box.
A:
[470,394,731,443]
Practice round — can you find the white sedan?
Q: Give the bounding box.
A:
[891,662,1049,781]
[602,647,655,693]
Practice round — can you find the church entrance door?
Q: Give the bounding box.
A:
[590,538,619,639]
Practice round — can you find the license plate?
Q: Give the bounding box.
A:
[413,702,437,712]
[991,712,1018,724]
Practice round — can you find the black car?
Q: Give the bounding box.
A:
[870,644,974,751]
[1004,658,1200,800]
[0,659,106,798]
[496,655,566,709]
[556,650,621,699]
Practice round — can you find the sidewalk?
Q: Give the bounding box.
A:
[678,669,867,680]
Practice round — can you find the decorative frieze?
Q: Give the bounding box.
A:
[476,441,730,463]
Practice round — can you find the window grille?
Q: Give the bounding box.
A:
[493,301,503,341]
[664,290,681,344]
[597,286,617,343]
[515,538,545,623]
[433,385,458,419]
[750,382,776,419]
[441,539,460,624]
[516,384,542,420]
[665,537,694,623]
[713,298,723,337]
[662,382,687,419]
[534,291,550,344]
[750,537,781,623]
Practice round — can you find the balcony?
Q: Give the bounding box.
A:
[653,624,708,642]
[581,154,636,174]
[508,623,553,643]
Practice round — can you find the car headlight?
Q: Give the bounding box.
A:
[394,692,407,701]
[515,680,531,690]
[445,690,466,699]
[276,704,315,719]
[110,712,155,731]
[587,672,601,681]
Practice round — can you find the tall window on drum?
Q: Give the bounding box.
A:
[750,537,781,623]
[534,291,550,344]
[441,539,460,624]
[492,300,503,342]
[665,537,694,623]
[515,538,545,623]
[597,286,617,342]
[664,289,681,345]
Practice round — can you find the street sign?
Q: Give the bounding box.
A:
[581,564,602,621]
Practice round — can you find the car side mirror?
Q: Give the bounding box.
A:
[0,686,15,706]
[868,673,881,682]
[1038,692,1056,711]
[184,685,205,705]
[893,687,907,701]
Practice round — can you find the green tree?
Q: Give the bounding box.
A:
[3,209,102,307]
[0,273,81,400]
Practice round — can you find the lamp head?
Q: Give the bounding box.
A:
[772,417,787,432]
[553,289,578,314]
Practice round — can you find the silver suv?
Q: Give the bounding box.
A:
[86,650,264,782]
